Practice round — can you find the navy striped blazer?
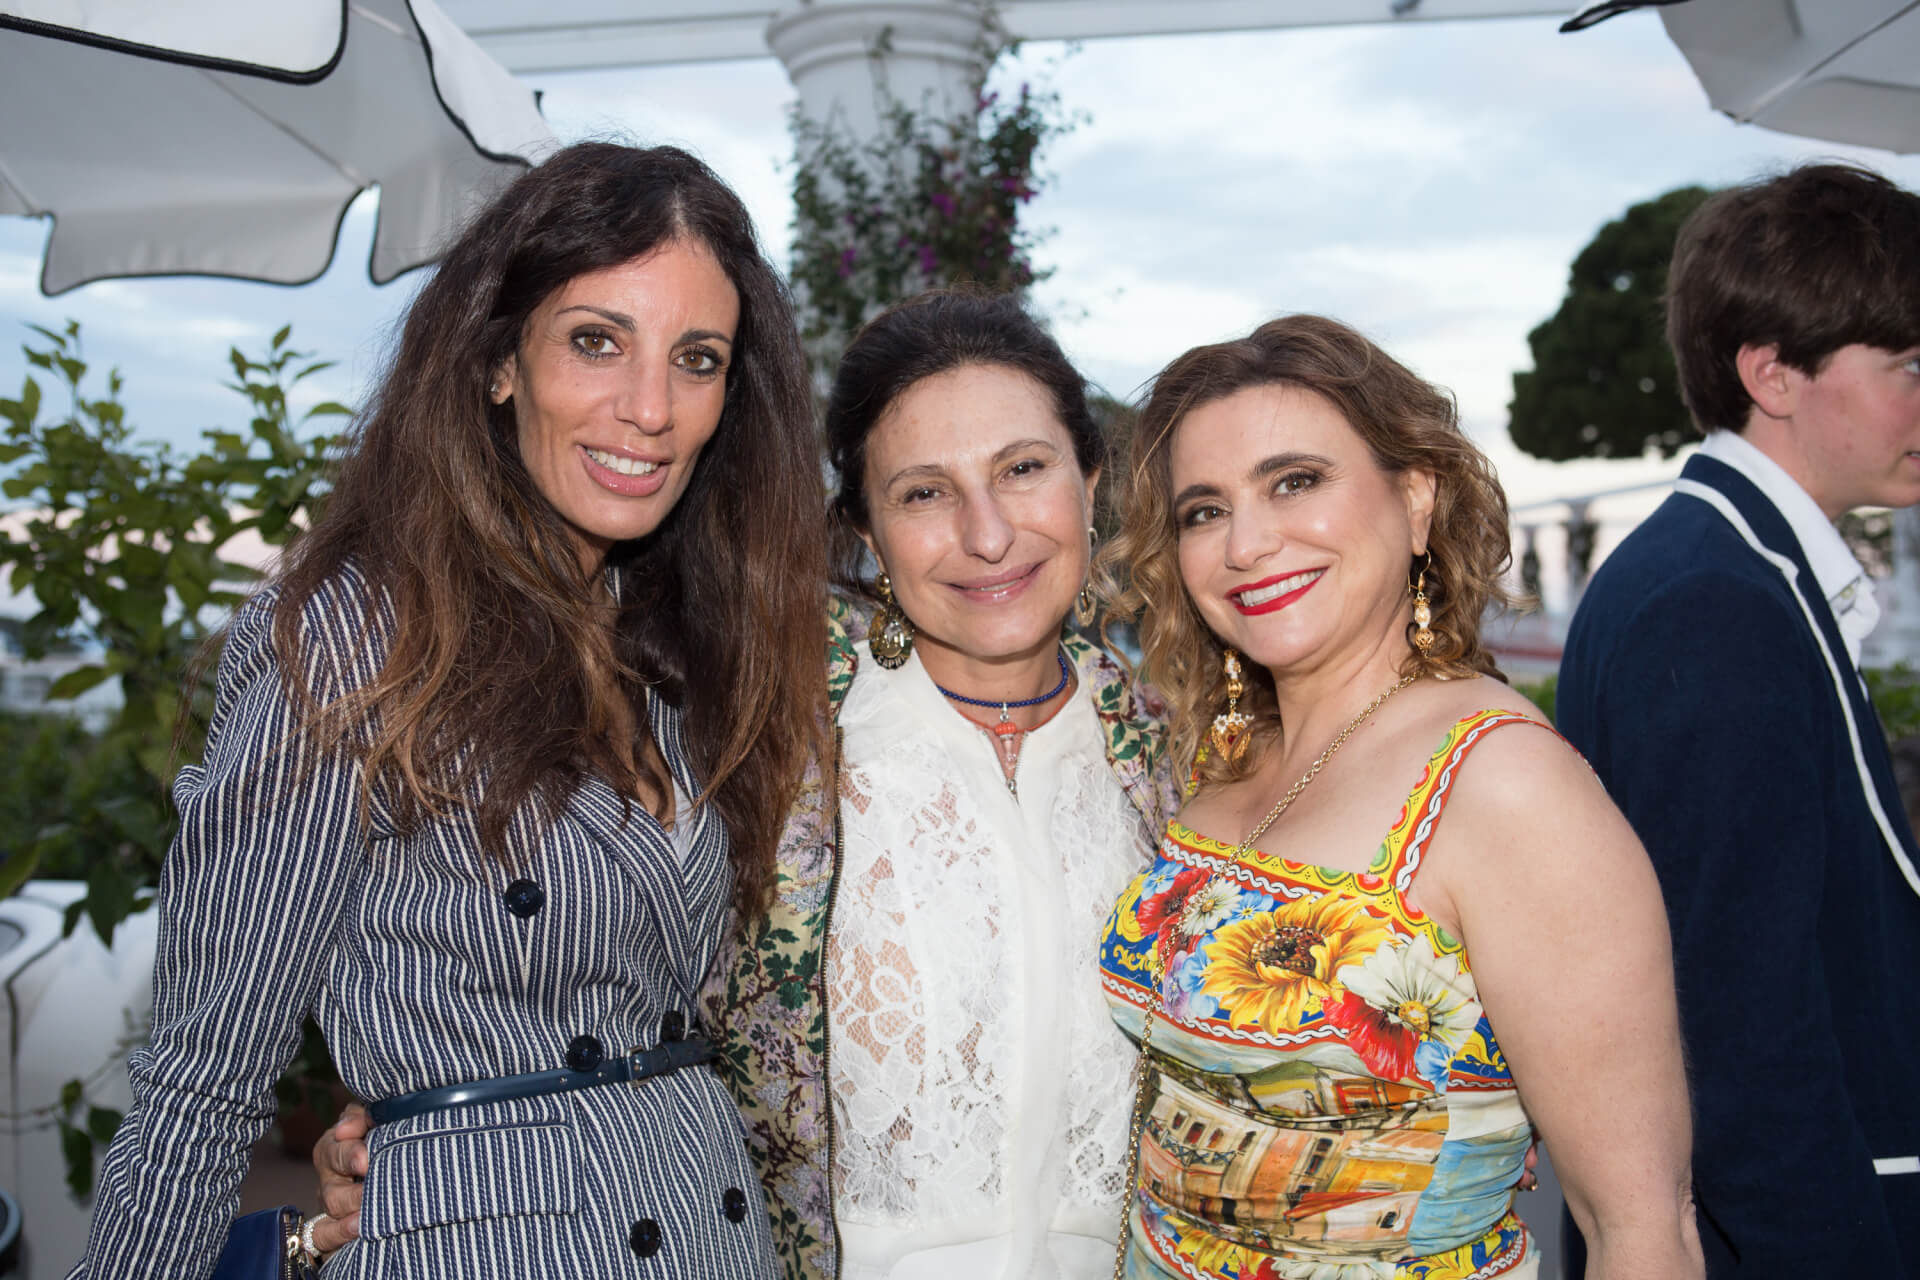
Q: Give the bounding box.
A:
[75,568,776,1279]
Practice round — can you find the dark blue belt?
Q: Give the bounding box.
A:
[367,1034,716,1125]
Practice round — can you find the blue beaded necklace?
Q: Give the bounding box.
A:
[933,650,1072,715]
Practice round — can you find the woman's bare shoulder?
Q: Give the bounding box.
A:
[1415,676,1628,858]
[1378,674,1556,769]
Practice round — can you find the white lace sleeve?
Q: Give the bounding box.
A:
[829,760,1011,1221]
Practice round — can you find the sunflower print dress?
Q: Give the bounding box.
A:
[1098,710,1546,1280]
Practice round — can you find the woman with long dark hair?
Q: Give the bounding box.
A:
[75,141,825,1279]
[316,289,1179,1279]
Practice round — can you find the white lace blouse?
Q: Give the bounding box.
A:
[829,645,1155,1280]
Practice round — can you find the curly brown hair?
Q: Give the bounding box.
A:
[1099,314,1514,787]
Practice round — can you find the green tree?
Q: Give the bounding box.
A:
[0,322,344,943]
[1508,185,1713,462]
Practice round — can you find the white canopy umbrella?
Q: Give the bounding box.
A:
[1564,0,1920,154]
[0,0,556,295]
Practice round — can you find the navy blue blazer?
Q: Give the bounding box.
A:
[1557,454,1920,1277]
[75,570,777,1279]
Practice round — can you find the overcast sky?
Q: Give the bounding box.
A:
[4,8,1918,596]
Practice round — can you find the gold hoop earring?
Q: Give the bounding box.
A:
[1074,525,1098,628]
[1209,648,1253,764]
[869,571,915,669]
[1410,552,1435,654]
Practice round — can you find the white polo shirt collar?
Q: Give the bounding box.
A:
[1698,429,1879,666]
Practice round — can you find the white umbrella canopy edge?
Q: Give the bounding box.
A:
[1562,0,1920,156]
[0,0,347,80]
[0,0,556,295]
[406,0,558,168]
[1677,0,1920,157]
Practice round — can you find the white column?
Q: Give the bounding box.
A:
[1564,500,1597,604]
[766,0,991,140]
[1518,523,1542,605]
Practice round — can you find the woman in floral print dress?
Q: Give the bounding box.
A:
[1096,316,1703,1280]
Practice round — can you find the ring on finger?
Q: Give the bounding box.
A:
[300,1213,331,1263]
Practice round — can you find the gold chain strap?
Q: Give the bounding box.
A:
[1107,672,1418,1280]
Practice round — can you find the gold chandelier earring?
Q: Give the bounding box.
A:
[1074,526,1098,628]
[869,570,915,669]
[1209,648,1254,764]
[1410,551,1435,653]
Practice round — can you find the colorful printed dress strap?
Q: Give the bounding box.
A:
[1381,708,1557,896]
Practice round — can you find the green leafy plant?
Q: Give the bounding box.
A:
[1522,668,1920,742]
[1866,663,1920,743]
[787,23,1077,383]
[1,710,95,863]
[0,321,344,939]
[1513,675,1557,726]
[0,999,149,1199]
[0,321,345,1192]
[57,1080,126,1200]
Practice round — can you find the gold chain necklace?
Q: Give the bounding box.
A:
[1108,670,1419,1280]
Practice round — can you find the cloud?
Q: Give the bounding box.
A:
[6,7,1920,515]
[0,205,402,454]
[531,62,797,258]
[996,12,1920,511]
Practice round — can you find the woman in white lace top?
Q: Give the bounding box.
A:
[313,291,1178,1280]
[805,291,1178,1279]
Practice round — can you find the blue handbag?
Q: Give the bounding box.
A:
[210,1205,319,1279]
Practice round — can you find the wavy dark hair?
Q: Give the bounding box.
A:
[1101,314,1513,787]
[271,142,826,914]
[823,288,1106,595]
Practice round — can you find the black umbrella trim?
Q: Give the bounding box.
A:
[401,0,543,174]
[0,1,347,84]
[1560,0,1694,34]
[12,0,546,295]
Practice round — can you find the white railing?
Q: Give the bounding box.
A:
[1494,482,1920,678]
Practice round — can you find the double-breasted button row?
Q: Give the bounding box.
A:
[502,878,545,918]
[627,1191,750,1260]
[565,1034,603,1073]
